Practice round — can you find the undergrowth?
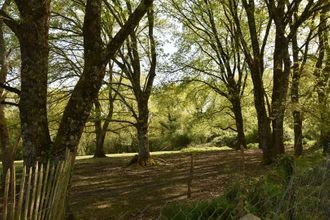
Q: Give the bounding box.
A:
[160,150,330,220]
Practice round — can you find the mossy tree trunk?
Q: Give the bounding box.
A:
[1,0,52,167]
[316,10,330,155]
[136,97,151,163]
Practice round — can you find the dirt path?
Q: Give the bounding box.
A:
[69,149,266,219]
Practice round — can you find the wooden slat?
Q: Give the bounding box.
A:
[38,160,50,220]
[42,163,56,220]
[23,166,33,220]
[3,151,73,220]
[3,169,10,220]
[29,163,39,219]
[10,165,16,220]
[34,163,44,220]
[16,166,27,220]
[46,161,62,220]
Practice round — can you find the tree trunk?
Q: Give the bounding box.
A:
[94,100,106,158]
[291,34,303,156]
[136,122,150,160]
[230,95,247,149]
[316,10,330,155]
[251,71,274,163]
[136,100,151,164]
[239,0,274,164]
[271,24,290,156]
[16,1,52,167]
[0,11,14,180]
[0,106,13,182]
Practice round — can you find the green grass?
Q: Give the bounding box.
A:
[160,150,329,220]
[181,146,232,153]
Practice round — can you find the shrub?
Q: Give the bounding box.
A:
[211,135,237,149]
[245,129,259,144]
[171,133,192,149]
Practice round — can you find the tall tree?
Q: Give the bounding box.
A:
[315,9,330,155]
[1,0,52,167]
[93,67,123,158]
[0,0,15,181]
[228,0,329,162]
[227,0,274,163]
[169,0,248,149]
[289,12,314,156]
[266,0,329,155]
[112,1,157,165]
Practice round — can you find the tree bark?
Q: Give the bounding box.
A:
[0,5,14,179]
[230,95,247,149]
[10,0,52,167]
[94,99,106,158]
[237,0,274,163]
[270,1,291,156]
[291,33,303,156]
[136,117,150,161]
[316,10,330,155]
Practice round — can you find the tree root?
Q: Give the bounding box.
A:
[125,154,157,167]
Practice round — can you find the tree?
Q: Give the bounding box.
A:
[169,0,248,149]
[315,8,330,155]
[92,66,123,158]
[289,11,314,156]
[228,0,329,163]
[227,0,274,163]
[110,0,157,165]
[0,0,14,181]
[1,0,52,167]
[266,0,329,156]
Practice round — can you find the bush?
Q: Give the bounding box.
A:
[211,135,237,149]
[245,129,259,144]
[171,133,192,149]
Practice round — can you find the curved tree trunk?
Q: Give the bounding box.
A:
[252,73,274,163]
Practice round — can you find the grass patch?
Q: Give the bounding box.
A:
[181,146,232,153]
[160,151,330,219]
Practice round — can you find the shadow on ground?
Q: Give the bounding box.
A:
[69,149,266,219]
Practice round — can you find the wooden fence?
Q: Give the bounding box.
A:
[2,151,74,220]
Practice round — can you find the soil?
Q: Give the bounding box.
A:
[69,149,268,219]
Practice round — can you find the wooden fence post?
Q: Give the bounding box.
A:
[187,154,194,199]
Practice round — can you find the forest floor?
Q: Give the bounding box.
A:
[69,149,268,219]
